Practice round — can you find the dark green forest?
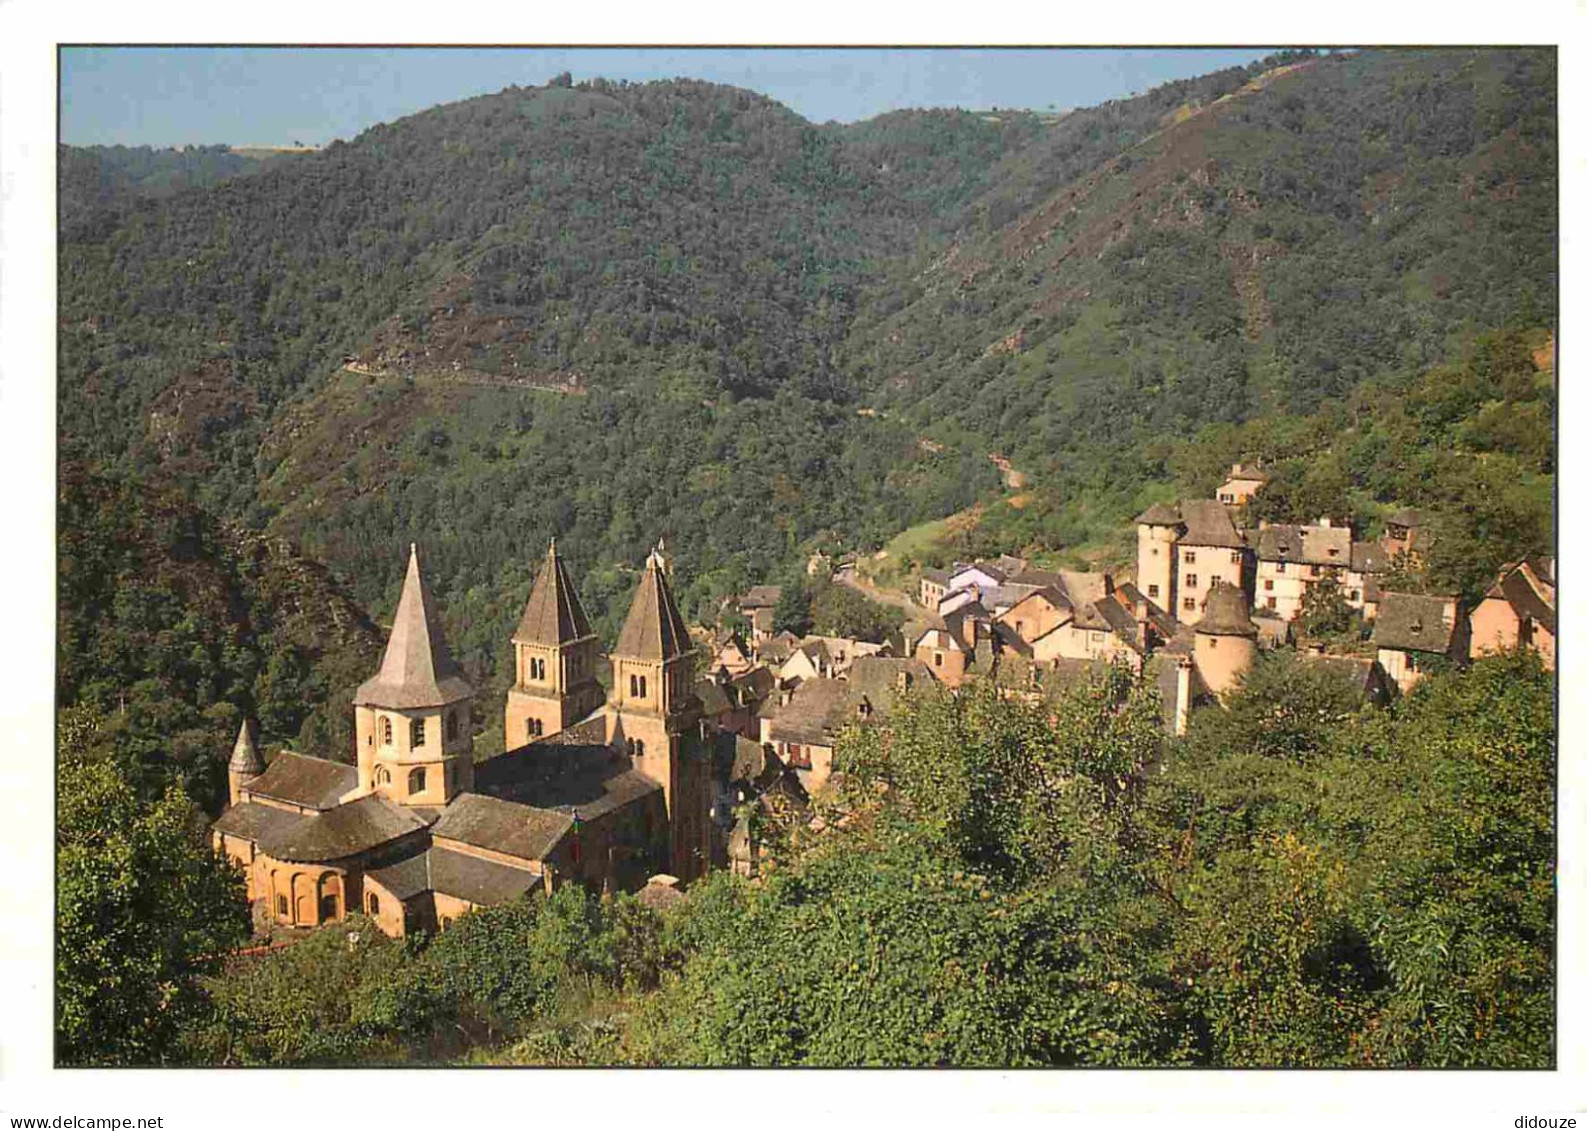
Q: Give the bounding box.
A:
[55,47,1556,1067]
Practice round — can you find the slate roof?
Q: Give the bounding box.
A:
[257,793,430,864]
[1373,593,1458,654]
[366,849,433,901]
[1303,655,1386,702]
[1134,502,1183,526]
[1350,541,1389,574]
[921,568,952,586]
[757,632,801,665]
[244,751,359,811]
[1488,564,1556,635]
[355,545,475,709]
[1387,508,1429,529]
[212,801,302,843]
[695,679,735,717]
[730,666,776,702]
[637,877,687,911]
[1255,524,1351,567]
[767,677,851,745]
[429,847,542,905]
[513,542,595,647]
[614,551,693,662]
[1197,582,1259,637]
[229,718,264,774]
[475,739,664,823]
[432,793,572,863]
[1177,500,1245,549]
[845,655,935,716]
[1224,464,1269,483]
[1058,570,1113,606]
[739,585,783,609]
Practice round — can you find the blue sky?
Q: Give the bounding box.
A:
[60,47,1279,147]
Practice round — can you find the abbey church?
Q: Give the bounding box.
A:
[212,541,714,938]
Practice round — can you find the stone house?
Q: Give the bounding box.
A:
[734,585,783,643]
[1133,499,1249,626]
[1216,463,1269,508]
[1372,591,1468,694]
[1470,559,1555,669]
[1253,519,1352,621]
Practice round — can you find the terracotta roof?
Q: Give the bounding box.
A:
[1177,500,1245,549]
[244,751,358,811]
[513,542,594,647]
[1373,592,1458,654]
[614,551,693,662]
[1196,582,1259,637]
[432,793,572,863]
[355,545,474,709]
[1134,502,1182,526]
[1255,523,1351,567]
[429,847,542,905]
[211,800,302,843]
[257,793,429,864]
[229,718,263,774]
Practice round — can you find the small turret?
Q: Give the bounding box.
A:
[228,717,264,806]
[1193,582,1258,700]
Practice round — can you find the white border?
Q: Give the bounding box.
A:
[2,1,1582,1124]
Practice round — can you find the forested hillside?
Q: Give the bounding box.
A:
[58,48,1555,783]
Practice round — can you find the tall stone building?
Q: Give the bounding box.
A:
[212,540,716,939]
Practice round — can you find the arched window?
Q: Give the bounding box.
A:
[638,675,648,698]
[276,894,288,918]
[528,718,544,738]
[629,673,639,697]
[410,718,426,748]
[408,766,426,795]
[633,738,646,758]
[368,892,380,916]
[374,765,391,786]
[445,711,458,741]
[380,716,392,745]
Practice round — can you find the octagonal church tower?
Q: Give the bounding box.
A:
[354,544,476,808]
[505,540,604,748]
[606,545,711,880]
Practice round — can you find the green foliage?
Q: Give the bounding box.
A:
[806,577,905,643]
[56,708,251,1065]
[1295,574,1359,643]
[58,463,382,810]
[771,577,813,636]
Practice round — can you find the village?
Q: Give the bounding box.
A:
[208,461,1555,941]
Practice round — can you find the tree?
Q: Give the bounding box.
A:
[1295,574,1357,642]
[771,578,813,636]
[57,707,250,1065]
[807,578,904,642]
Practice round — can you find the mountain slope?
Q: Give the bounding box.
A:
[842,49,1555,486]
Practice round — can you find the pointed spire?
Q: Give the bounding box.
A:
[614,546,692,661]
[513,540,594,646]
[354,544,474,708]
[229,717,264,774]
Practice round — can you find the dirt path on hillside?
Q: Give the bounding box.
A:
[835,564,928,622]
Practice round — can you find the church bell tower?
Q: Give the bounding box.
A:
[606,545,710,879]
[353,545,476,809]
[506,539,604,747]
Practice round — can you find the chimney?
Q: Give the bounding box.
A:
[1174,658,1192,738]
[1317,516,1333,528]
